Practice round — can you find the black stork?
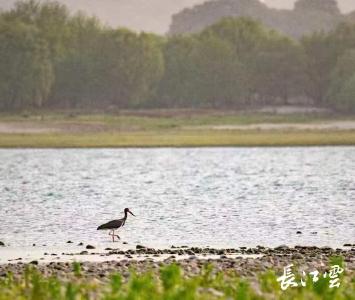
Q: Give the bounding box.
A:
[97,208,135,242]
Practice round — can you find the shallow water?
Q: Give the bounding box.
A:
[0,147,354,248]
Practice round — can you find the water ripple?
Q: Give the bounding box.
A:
[0,147,354,248]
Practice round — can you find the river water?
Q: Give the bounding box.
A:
[0,147,354,248]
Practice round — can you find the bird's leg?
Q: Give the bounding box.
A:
[109,230,115,242]
[108,230,120,242]
[110,230,120,241]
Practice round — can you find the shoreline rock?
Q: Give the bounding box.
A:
[0,246,353,282]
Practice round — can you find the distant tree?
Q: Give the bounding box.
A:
[301,32,339,105]
[199,18,271,105]
[157,32,244,108]
[155,35,200,107]
[202,17,268,61]
[200,17,307,106]
[51,21,164,109]
[4,0,70,60]
[328,49,355,110]
[330,22,355,54]
[1,1,355,111]
[49,13,104,108]
[192,34,244,107]
[302,22,355,107]
[250,35,306,105]
[334,74,355,112]
[106,30,164,108]
[0,19,53,110]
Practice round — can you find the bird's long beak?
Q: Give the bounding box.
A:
[129,210,135,216]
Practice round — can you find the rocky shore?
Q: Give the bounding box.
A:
[1,245,354,281]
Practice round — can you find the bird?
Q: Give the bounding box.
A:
[97,208,135,242]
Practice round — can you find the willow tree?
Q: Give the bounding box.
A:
[199,17,281,105]
[191,34,244,108]
[334,74,355,112]
[327,49,355,111]
[49,13,104,108]
[201,17,268,61]
[0,19,53,110]
[100,30,164,108]
[51,21,164,109]
[249,35,306,105]
[301,32,339,105]
[155,35,200,108]
[5,0,71,61]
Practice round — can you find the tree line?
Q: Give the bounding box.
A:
[0,0,355,112]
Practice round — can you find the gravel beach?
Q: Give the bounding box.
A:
[1,246,354,281]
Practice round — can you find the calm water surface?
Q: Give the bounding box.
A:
[0,148,354,248]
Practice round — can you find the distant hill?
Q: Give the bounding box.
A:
[0,0,206,34]
[1,0,355,34]
[346,10,355,23]
[169,0,351,38]
[262,0,355,12]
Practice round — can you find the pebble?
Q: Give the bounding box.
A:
[292,253,304,259]
[275,245,289,250]
[0,241,4,247]
[0,246,353,282]
[86,245,95,250]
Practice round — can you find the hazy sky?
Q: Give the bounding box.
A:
[1,0,354,34]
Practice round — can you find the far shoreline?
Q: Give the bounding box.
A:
[0,110,354,148]
[1,244,354,265]
[1,130,355,148]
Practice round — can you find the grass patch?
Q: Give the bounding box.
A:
[0,111,354,130]
[1,111,354,147]
[0,263,353,300]
[0,130,355,148]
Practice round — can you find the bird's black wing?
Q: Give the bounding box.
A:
[97,219,123,230]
